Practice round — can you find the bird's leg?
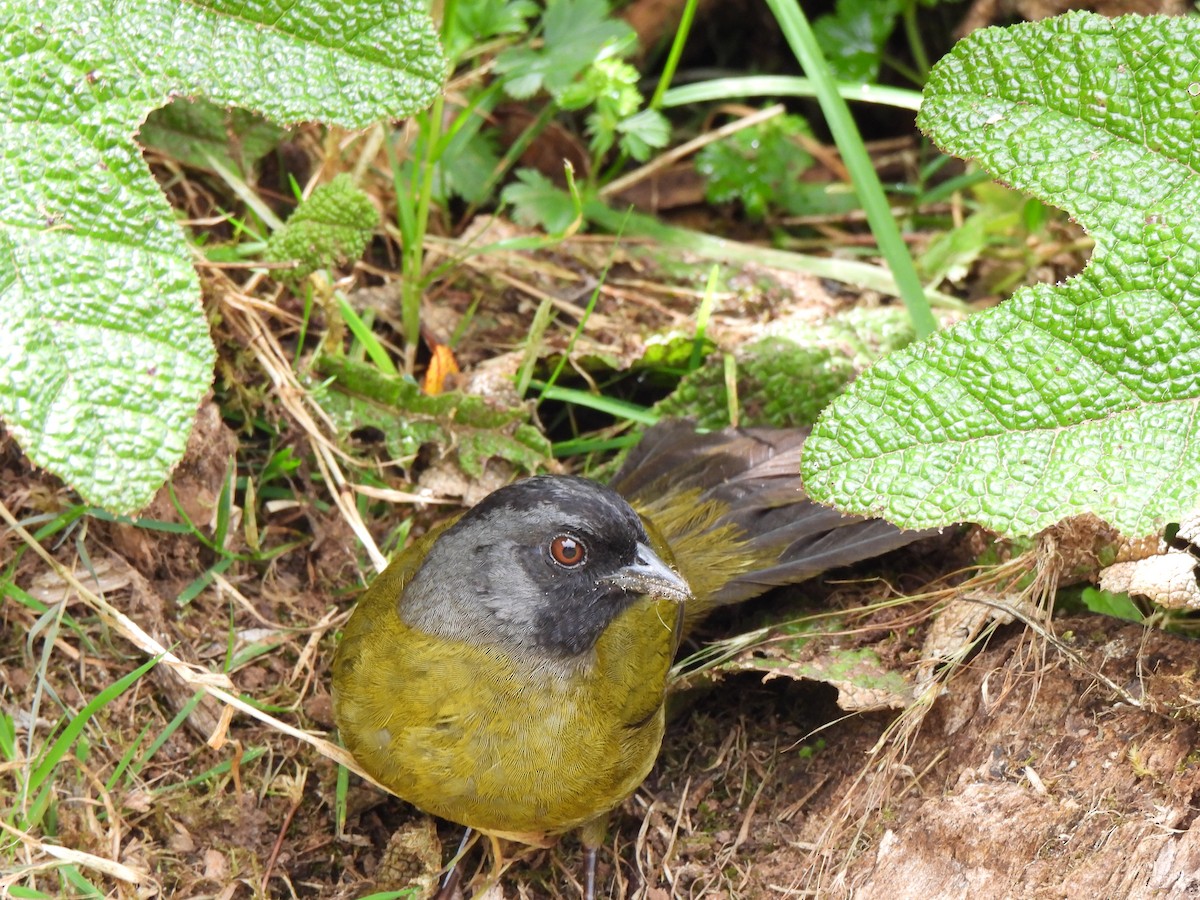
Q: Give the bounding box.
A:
[486,832,506,884]
[435,827,475,899]
[578,815,609,900]
[583,846,598,900]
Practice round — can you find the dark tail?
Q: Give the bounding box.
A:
[610,421,929,625]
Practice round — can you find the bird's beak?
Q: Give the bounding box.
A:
[605,542,691,602]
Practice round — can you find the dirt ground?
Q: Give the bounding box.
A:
[6,426,1200,900]
[674,616,1200,899]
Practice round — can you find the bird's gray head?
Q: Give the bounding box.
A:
[400,475,690,658]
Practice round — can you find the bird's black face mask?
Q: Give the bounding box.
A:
[400,475,687,660]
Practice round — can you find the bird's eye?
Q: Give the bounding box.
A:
[549,534,587,567]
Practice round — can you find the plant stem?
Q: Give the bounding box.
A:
[763,0,936,338]
[401,90,442,374]
[648,0,699,110]
[902,0,932,80]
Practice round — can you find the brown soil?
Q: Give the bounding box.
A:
[7,429,1199,900]
[668,617,1200,899]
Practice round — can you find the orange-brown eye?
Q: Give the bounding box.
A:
[549,534,586,567]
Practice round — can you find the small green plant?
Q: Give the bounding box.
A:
[657,306,920,430]
[493,0,670,168]
[10,655,160,834]
[696,113,818,220]
[314,354,552,478]
[491,0,671,207]
[915,183,1067,293]
[264,174,378,282]
[388,0,672,370]
[813,0,946,84]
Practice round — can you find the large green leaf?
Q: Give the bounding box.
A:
[802,12,1200,539]
[0,0,445,513]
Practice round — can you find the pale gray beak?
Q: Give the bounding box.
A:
[605,542,691,602]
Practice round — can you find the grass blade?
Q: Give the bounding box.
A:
[763,0,936,338]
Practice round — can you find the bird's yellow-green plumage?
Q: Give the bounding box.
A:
[332,514,682,839]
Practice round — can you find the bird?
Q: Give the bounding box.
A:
[330,420,923,897]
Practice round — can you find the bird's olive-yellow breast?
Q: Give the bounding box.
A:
[331,475,690,839]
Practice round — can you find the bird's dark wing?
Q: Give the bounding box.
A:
[611,420,934,612]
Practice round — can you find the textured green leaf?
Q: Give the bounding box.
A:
[0,0,445,513]
[803,12,1200,539]
[265,174,378,280]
